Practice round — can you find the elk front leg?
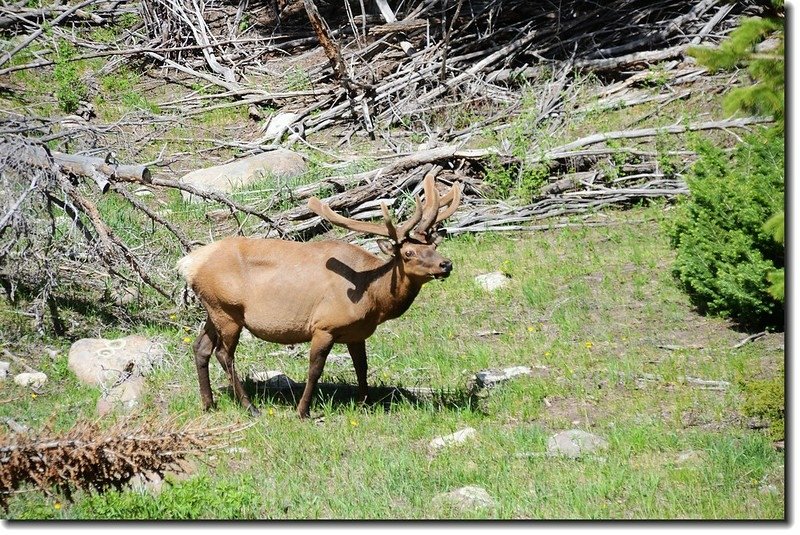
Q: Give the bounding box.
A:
[347,341,369,405]
[298,331,334,419]
[192,319,218,411]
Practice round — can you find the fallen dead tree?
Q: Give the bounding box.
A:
[262,115,772,238]
[0,136,294,334]
[0,416,252,509]
[0,137,175,334]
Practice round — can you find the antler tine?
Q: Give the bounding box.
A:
[434,181,463,224]
[396,193,424,239]
[380,202,399,243]
[308,197,394,239]
[412,169,441,237]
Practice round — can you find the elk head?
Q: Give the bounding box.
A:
[307,169,462,282]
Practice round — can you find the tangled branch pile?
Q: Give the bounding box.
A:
[0,416,252,509]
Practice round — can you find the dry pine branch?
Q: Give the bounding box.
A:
[0,416,253,509]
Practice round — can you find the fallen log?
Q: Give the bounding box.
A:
[0,139,151,194]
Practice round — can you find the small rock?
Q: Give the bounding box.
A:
[129,458,196,496]
[326,353,351,366]
[112,286,137,306]
[429,427,477,452]
[13,372,47,389]
[129,471,164,495]
[3,417,29,434]
[0,361,9,380]
[134,187,154,197]
[433,486,497,511]
[759,484,780,495]
[240,328,255,341]
[475,366,532,388]
[250,370,298,389]
[675,450,706,466]
[474,271,510,292]
[547,429,609,459]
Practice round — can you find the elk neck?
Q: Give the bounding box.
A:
[369,255,424,322]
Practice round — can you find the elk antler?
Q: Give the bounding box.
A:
[308,197,398,240]
[411,168,441,239]
[434,180,463,225]
[308,173,462,243]
[407,168,463,242]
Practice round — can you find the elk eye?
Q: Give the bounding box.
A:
[404,250,415,258]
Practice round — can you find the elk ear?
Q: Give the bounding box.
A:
[377,239,396,256]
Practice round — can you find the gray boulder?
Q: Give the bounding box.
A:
[179,149,306,202]
[68,335,164,416]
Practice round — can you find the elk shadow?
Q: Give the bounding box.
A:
[232,376,481,414]
[324,256,395,303]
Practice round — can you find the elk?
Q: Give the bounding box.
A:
[177,172,462,418]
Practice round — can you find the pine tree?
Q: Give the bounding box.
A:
[686,1,785,303]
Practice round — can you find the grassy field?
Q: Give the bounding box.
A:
[0,8,785,519]
[1,204,784,520]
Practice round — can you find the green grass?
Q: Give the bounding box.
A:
[0,205,784,520]
[0,22,783,519]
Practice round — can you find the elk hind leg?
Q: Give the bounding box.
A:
[192,318,218,411]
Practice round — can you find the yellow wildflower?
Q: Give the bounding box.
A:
[350,419,359,427]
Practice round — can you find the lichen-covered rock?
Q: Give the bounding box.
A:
[13,372,47,389]
[68,335,164,416]
[474,271,510,292]
[429,427,477,452]
[68,335,163,387]
[547,429,609,458]
[433,486,497,511]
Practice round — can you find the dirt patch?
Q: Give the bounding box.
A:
[542,396,602,428]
